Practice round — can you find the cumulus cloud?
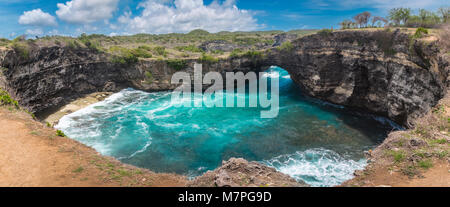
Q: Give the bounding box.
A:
[117,0,260,34]
[18,9,57,27]
[56,0,119,24]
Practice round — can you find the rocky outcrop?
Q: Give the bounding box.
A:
[199,40,239,52]
[0,46,140,115]
[188,158,308,187]
[267,30,449,127]
[272,33,298,47]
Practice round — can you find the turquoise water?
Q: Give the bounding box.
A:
[56,67,396,186]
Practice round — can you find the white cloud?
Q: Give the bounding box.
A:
[117,0,260,34]
[56,0,119,24]
[26,28,44,36]
[18,9,57,27]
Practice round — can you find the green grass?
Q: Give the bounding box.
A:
[413,27,429,38]
[317,29,333,36]
[430,139,447,144]
[278,41,294,51]
[56,130,66,137]
[11,41,31,60]
[242,50,264,59]
[153,46,167,57]
[73,166,84,173]
[417,159,433,169]
[0,38,10,47]
[388,150,405,163]
[0,89,19,108]
[144,71,153,84]
[199,53,218,63]
[117,169,132,177]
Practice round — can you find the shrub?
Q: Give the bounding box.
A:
[144,71,153,84]
[56,130,66,137]
[0,38,10,47]
[138,45,152,51]
[413,27,429,38]
[153,46,167,56]
[229,48,244,58]
[109,46,139,65]
[418,159,433,169]
[131,48,152,58]
[233,37,261,46]
[0,89,19,108]
[188,29,210,36]
[199,53,218,63]
[388,150,405,163]
[242,50,264,59]
[317,29,333,36]
[166,59,187,70]
[278,41,294,51]
[11,41,31,60]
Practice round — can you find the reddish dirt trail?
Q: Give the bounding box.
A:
[0,108,186,187]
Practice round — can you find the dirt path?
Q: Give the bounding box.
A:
[0,108,186,187]
[343,160,450,187]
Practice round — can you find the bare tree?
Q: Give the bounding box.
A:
[354,12,372,28]
[438,7,450,23]
[372,16,388,27]
[339,19,354,29]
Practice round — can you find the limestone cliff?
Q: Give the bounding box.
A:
[268,30,449,127]
[1,29,448,127]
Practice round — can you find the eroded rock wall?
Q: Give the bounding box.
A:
[268,30,449,127]
[1,30,448,127]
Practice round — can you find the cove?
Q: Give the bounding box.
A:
[56,67,397,187]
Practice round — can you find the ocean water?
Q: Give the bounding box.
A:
[56,67,396,187]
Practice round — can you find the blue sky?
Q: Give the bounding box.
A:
[0,0,448,38]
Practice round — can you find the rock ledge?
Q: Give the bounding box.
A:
[188,158,309,187]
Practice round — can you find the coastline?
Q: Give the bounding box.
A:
[0,106,187,187]
[41,92,113,126]
[40,90,449,187]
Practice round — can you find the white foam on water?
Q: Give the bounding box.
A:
[263,148,367,187]
[119,140,152,160]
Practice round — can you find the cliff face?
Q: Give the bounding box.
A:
[268,30,449,127]
[1,30,448,127]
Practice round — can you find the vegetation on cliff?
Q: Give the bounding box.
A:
[345,94,450,186]
[339,7,449,29]
[0,89,19,108]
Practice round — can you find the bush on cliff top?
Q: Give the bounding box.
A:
[0,89,19,108]
[0,38,10,47]
[278,41,294,51]
[317,29,333,36]
[413,27,429,38]
[11,40,31,60]
[198,53,218,63]
[166,59,187,70]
